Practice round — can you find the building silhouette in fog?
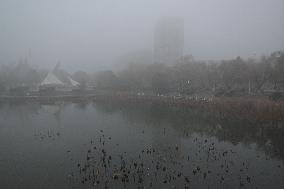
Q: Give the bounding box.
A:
[153,17,184,64]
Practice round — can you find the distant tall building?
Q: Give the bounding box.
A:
[153,17,184,64]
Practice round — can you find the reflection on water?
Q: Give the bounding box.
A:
[0,101,283,189]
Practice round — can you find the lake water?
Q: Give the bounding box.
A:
[0,101,283,189]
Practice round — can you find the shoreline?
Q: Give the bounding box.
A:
[0,93,281,104]
[1,94,283,123]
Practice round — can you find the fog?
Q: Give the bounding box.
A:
[1,2,284,188]
[1,0,284,71]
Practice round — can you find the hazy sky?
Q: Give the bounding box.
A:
[1,0,284,71]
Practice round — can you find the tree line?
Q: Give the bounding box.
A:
[0,51,283,98]
[95,51,284,97]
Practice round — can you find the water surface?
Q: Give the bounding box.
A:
[0,101,283,189]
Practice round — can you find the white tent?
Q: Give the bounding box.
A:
[40,72,64,86]
[68,76,80,87]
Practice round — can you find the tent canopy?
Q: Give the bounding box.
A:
[40,72,64,86]
[68,76,80,87]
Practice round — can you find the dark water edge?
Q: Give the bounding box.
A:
[0,100,283,189]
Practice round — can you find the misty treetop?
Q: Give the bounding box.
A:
[0,51,283,98]
[96,51,284,97]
